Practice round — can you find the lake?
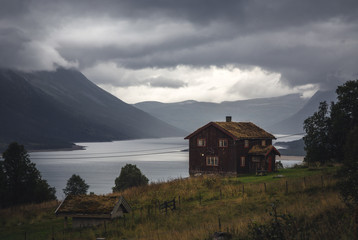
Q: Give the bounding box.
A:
[29,137,303,199]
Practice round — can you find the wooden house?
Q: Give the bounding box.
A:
[55,194,131,228]
[184,116,280,175]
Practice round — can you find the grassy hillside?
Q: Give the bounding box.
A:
[0,166,352,240]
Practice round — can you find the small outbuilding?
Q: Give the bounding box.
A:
[55,194,131,228]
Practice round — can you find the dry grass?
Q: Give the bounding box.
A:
[0,167,353,240]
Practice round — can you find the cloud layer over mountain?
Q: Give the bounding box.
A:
[1,0,357,102]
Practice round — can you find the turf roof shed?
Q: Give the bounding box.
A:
[55,194,131,228]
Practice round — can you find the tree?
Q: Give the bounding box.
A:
[0,161,7,208]
[303,101,332,165]
[1,142,56,207]
[330,80,358,162]
[113,164,149,192]
[63,174,89,196]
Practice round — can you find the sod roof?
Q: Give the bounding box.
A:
[185,122,276,140]
[55,195,123,215]
[248,145,281,157]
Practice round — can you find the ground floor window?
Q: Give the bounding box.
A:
[206,156,219,166]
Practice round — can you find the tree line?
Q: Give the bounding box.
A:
[0,142,148,208]
[303,79,358,237]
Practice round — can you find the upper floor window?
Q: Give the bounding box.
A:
[262,140,266,146]
[244,140,249,148]
[197,138,206,147]
[206,156,219,166]
[219,139,228,147]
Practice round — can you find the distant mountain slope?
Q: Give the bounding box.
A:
[268,90,337,134]
[0,68,186,151]
[134,94,309,133]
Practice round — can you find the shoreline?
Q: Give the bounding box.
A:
[28,144,85,153]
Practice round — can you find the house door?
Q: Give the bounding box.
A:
[268,155,272,172]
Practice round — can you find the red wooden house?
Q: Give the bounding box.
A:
[184,116,280,175]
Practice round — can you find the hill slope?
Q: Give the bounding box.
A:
[0,68,186,151]
[134,94,309,133]
[268,90,337,134]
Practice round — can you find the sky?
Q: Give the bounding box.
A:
[1,0,358,103]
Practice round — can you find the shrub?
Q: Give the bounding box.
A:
[113,164,148,192]
[63,174,89,196]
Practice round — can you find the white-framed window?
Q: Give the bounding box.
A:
[262,140,266,146]
[206,156,219,166]
[219,139,228,147]
[197,138,206,147]
[240,156,246,167]
[244,140,249,148]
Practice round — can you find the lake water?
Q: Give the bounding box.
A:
[29,137,303,199]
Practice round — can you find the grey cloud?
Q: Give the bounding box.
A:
[144,77,187,88]
[0,28,30,69]
[1,0,358,90]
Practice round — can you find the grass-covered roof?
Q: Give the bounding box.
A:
[55,195,119,215]
[248,145,281,156]
[185,121,276,140]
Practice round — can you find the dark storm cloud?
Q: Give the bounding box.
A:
[0,28,29,68]
[1,0,358,89]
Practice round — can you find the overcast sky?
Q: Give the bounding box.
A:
[1,0,358,103]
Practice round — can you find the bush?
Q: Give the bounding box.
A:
[113,164,148,192]
[275,161,283,169]
[63,174,89,196]
[248,200,303,240]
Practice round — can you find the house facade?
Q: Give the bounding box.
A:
[184,116,280,175]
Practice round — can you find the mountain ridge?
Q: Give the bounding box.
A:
[134,93,310,133]
[0,68,186,151]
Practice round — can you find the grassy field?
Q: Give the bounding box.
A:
[0,166,353,240]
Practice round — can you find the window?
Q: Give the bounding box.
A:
[240,156,245,167]
[197,138,206,147]
[219,139,228,147]
[206,156,219,166]
[244,140,249,148]
[262,140,266,146]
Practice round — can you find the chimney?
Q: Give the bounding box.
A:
[226,116,232,122]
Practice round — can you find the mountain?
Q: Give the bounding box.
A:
[0,68,186,151]
[268,90,337,134]
[134,94,309,133]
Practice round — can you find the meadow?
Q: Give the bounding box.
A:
[0,166,353,240]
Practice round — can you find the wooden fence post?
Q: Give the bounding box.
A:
[285,181,288,194]
[321,175,324,188]
[220,189,222,199]
[218,215,221,232]
[242,184,245,196]
[264,183,267,193]
[303,177,306,189]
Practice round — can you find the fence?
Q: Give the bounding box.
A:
[18,173,337,239]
